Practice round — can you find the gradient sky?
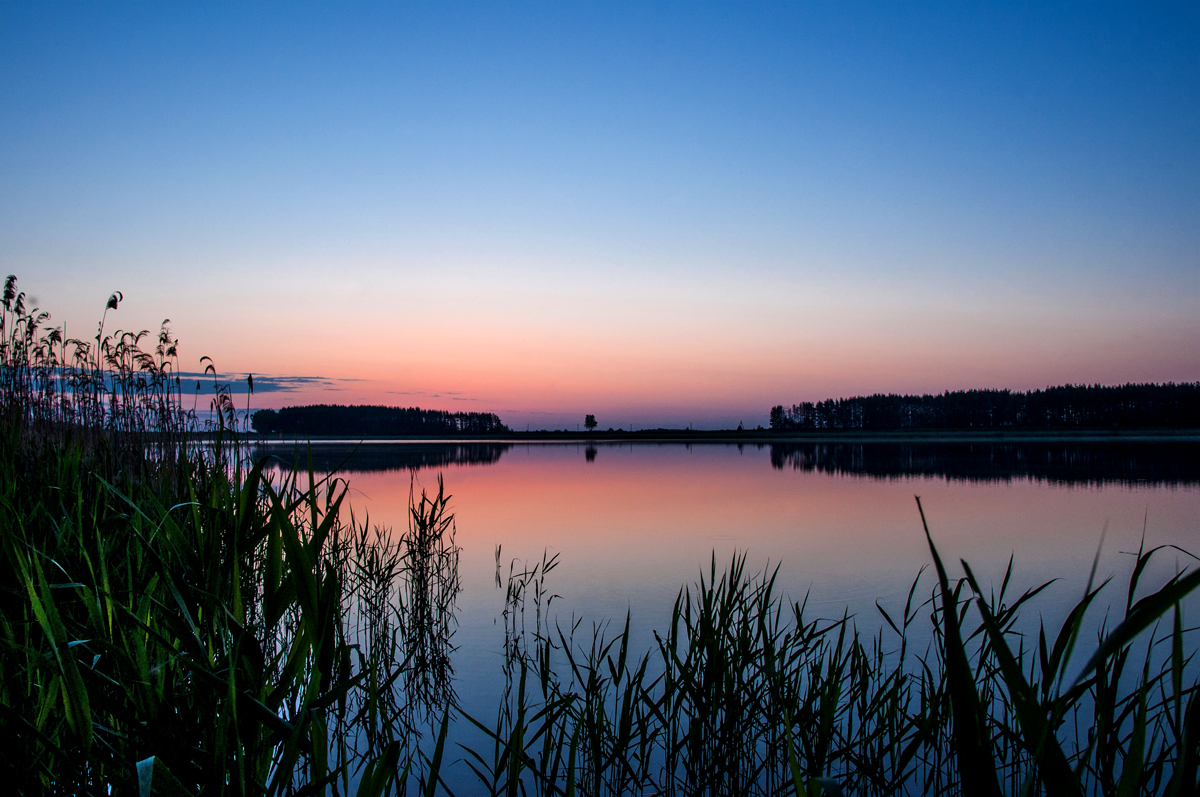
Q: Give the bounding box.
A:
[3,2,1197,429]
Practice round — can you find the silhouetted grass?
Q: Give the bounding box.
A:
[469,518,1200,796]
[0,277,457,795]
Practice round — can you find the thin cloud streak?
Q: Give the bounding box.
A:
[175,372,364,395]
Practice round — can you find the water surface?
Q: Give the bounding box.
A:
[260,438,1200,778]
[260,438,1200,623]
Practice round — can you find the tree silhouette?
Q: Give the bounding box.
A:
[250,404,508,435]
[584,414,597,432]
[768,382,1200,431]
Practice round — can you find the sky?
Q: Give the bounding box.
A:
[2,1,1197,429]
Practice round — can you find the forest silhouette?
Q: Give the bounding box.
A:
[770,383,1200,431]
[252,404,508,436]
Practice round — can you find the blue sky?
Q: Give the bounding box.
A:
[2,2,1197,428]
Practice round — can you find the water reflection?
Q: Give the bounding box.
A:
[322,442,1200,631]
[397,479,461,720]
[255,438,1199,487]
[280,439,1200,787]
[255,441,510,473]
[769,440,1200,486]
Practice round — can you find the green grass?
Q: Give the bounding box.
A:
[0,412,467,794]
[0,276,455,795]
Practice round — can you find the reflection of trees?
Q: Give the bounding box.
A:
[256,442,511,473]
[769,441,1200,486]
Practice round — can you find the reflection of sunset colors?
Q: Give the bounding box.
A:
[310,442,1200,793]
[6,5,1197,429]
[334,444,1200,633]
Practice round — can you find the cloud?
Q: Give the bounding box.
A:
[175,372,363,395]
[385,389,475,401]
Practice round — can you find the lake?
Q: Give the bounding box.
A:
[259,437,1200,786]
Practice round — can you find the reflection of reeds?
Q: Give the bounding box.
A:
[399,476,461,721]
[468,518,1200,796]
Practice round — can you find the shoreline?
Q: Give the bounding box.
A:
[250,428,1200,444]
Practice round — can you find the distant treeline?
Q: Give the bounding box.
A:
[252,404,509,436]
[770,383,1200,431]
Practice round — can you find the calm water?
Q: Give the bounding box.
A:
[261,438,1200,781]
[258,437,1200,640]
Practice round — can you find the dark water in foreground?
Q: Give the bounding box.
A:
[259,439,1200,784]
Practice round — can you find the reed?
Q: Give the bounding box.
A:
[0,277,457,795]
[468,520,1200,796]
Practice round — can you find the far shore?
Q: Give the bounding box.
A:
[250,427,1200,444]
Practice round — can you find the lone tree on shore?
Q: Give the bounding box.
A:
[585,414,597,432]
